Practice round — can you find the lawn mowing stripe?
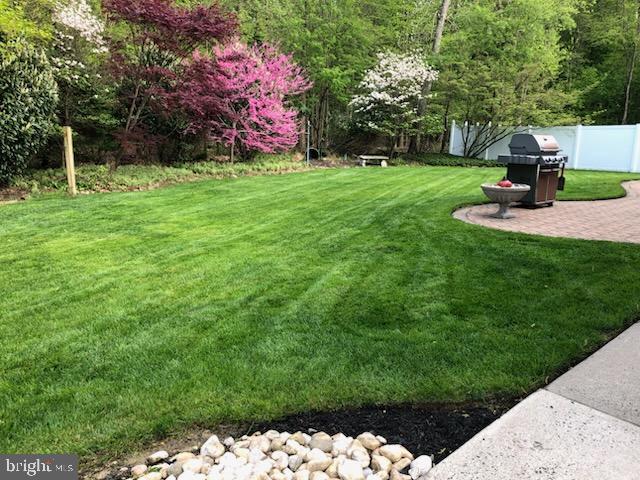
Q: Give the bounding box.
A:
[1,167,639,457]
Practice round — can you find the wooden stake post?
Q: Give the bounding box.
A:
[63,126,77,196]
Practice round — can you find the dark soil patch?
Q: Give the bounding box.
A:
[250,401,514,462]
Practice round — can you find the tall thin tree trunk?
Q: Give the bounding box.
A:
[432,0,450,54]
[439,100,451,153]
[298,0,310,153]
[622,1,640,124]
[408,0,451,154]
[313,88,328,152]
[387,134,397,159]
[298,93,308,152]
[201,131,209,161]
[230,123,237,163]
[63,87,71,126]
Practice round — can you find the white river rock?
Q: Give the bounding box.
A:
[116,429,425,480]
[132,464,148,477]
[356,433,381,451]
[147,451,170,465]
[408,456,432,479]
[271,451,290,470]
[294,470,310,480]
[309,432,333,453]
[288,454,304,472]
[337,459,365,480]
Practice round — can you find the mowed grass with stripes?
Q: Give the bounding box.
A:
[1,166,639,457]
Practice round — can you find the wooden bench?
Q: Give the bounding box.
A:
[357,155,389,167]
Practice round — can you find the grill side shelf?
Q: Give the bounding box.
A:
[497,155,568,165]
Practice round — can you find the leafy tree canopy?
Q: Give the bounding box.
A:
[0,37,58,184]
[0,0,54,42]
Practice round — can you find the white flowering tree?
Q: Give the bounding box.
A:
[350,52,438,156]
[51,0,107,125]
[52,0,107,49]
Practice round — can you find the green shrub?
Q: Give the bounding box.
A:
[0,38,58,185]
[400,153,499,168]
[11,156,310,193]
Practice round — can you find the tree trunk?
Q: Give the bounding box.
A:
[622,1,640,124]
[431,0,451,55]
[63,87,71,127]
[408,0,451,154]
[387,134,397,159]
[299,0,311,153]
[298,93,308,152]
[439,100,451,153]
[313,87,329,152]
[230,123,237,163]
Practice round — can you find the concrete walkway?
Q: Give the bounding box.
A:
[453,181,640,244]
[426,323,640,479]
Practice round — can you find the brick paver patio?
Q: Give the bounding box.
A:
[454,181,640,244]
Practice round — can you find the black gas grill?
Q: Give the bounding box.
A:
[497,134,568,206]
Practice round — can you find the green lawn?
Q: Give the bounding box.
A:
[1,166,639,459]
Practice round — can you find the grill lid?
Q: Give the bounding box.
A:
[509,134,561,155]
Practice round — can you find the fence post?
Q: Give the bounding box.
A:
[630,124,640,173]
[63,126,77,196]
[572,124,583,170]
[448,120,456,155]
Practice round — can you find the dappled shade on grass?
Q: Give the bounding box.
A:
[0,166,638,457]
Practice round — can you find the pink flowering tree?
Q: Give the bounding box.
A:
[102,0,237,165]
[175,42,311,162]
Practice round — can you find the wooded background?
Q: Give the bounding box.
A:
[2,0,640,171]
[217,0,640,150]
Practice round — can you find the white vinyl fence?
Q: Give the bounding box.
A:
[448,121,640,173]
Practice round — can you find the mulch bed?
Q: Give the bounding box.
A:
[251,402,514,462]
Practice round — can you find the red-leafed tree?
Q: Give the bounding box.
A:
[102,0,237,165]
[175,42,311,162]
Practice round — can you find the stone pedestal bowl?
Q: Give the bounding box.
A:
[481,183,531,219]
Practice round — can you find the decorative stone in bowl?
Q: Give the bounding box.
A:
[481,183,531,219]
